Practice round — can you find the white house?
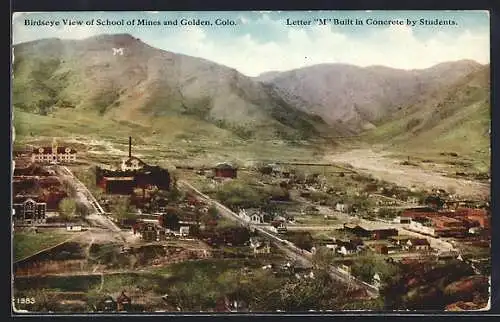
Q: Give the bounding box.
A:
[393,216,412,224]
[335,203,348,213]
[372,272,382,288]
[338,245,357,256]
[179,226,190,237]
[66,225,82,232]
[252,240,270,255]
[240,208,268,224]
[250,213,264,224]
[326,244,338,252]
[405,238,430,251]
[120,156,147,171]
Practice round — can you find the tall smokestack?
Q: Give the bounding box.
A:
[129,136,132,157]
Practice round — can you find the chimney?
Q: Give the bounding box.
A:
[129,136,132,157]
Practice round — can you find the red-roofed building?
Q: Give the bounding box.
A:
[213,162,237,179]
[453,208,490,229]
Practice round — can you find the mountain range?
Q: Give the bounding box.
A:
[256,60,484,134]
[12,33,490,151]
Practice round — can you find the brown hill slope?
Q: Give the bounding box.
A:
[12,34,328,141]
[256,60,484,133]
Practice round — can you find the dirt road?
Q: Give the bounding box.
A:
[324,149,489,199]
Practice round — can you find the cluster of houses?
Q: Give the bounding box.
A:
[133,222,192,242]
[368,236,431,255]
[236,208,288,233]
[312,237,366,256]
[343,223,399,240]
[311,223,434,257]
[261,260,315,279]
[249,237,271,255]
[95,292,131,312]
[131,206,206,242]
[397,207,490,238]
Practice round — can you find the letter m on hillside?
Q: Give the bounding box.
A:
[112,47,124,56]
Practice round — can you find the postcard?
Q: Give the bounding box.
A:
[11,10,491,313]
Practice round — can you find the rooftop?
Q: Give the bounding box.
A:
[432,216,462,224]
[104,176,135,181]
[408,238,430,246]
[214,162,236,169]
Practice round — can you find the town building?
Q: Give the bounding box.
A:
[337,239,363,255]
[12,197,47,224]
[249,237,271,255]
[14,162,54,176]
[270,220,287,234]
[401,207,440,219]
[455,208,490,229]
[335,202,349,213]
[66,224,83,232]
[98,296,117,312]
[370,243,389,255]
[31,138,77,163]
[393,216,412,224]
[116,291,132,311]
[137,222,162,242]
[430,216,464,229]
[95,137,170,194]
[179,226,190,237]
[389,235,412,247]
[343,223,398,240]
[405,238,431,252]
[213,162,237,179]
[120,137,147,171]
[238,208,265,224]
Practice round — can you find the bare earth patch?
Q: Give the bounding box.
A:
[323,149,489,199]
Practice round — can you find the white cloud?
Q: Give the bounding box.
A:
[165,24,489,76]
[12,14,489,77]
[147,21,488,76]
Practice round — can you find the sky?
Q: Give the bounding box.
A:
[12,11,490,77]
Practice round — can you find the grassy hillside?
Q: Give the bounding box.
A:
[13,107,325,167]
[364,66,490,171]
[12,34,329,145]
[257,60,484,133]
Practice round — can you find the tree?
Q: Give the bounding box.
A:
[167,173,183,202]
[312,247,336,270]
[163,212,180,231]
[58,198,76,220]
[75,201,89,218]
[288,232,313,251]
[113,197,135,220]
[208,205,219,219]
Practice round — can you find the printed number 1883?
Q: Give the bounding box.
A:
[13,298,36,305]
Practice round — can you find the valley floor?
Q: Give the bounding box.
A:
[323,148,489,199]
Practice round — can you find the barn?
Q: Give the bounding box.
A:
[213,162,237,179]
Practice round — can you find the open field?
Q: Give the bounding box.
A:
[13,230,75,262]
[14,108,326,168]
[323,149,489,199]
